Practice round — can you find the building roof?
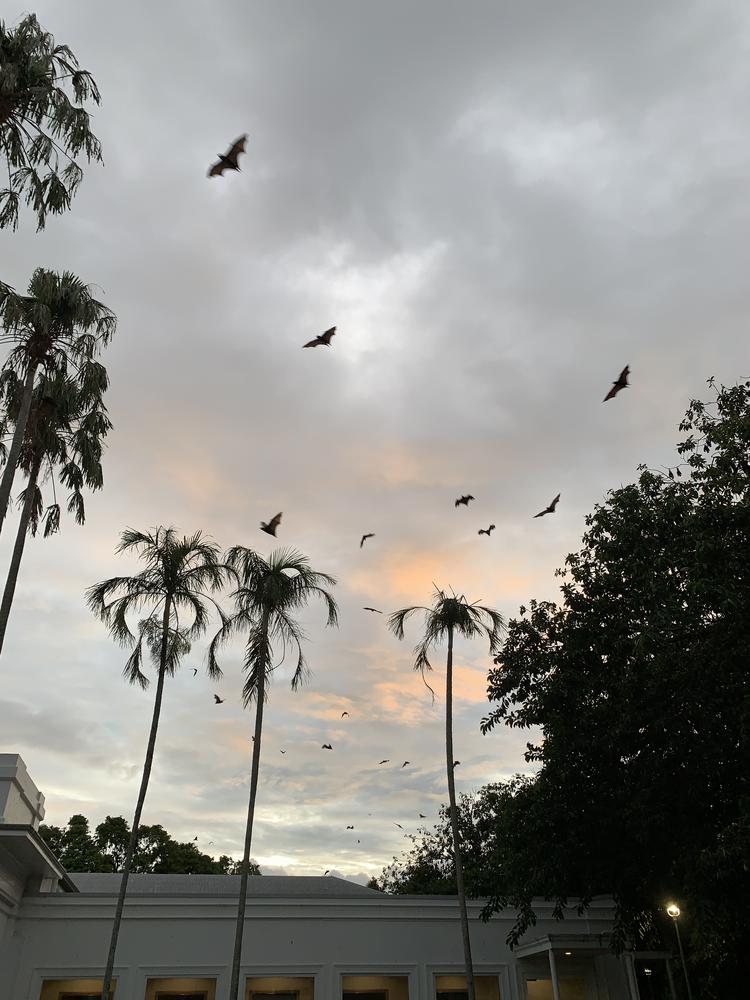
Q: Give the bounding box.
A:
[69,873,383,897]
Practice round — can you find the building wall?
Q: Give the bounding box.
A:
[0,892,630,1000]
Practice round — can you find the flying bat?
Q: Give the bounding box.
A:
[192,668,198,676]
[260,512,282,536]
[193,836,198,841]
[341,711,349,718]
[401,761,410,768]
[478,524,496,536]
[303,326,336,348]
[453,760,460,767]
[346,825,354,829]
[360,533,375,548]
[280,749,286,754]
[455,494,475,507]
[207,134,247,177]
[378,759,390,765]
[534,494,560,518]
[603,365,630,402]
[419,813,426,818]
[394,822,404,829]
[322,743,333,750]
[324,869,330,875]
[214,694,225,704]
[363,607,383,614]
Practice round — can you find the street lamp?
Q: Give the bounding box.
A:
[666,902,693,1000]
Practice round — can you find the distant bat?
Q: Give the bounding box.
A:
[401,761,410,768]
[322,743,333,750]
[260,512,282,536]
[192,668,198,676]
[207,134,247,177]
[193,836,198,841]
[394,822,404,829]
[280,749,286,754]
[378,759,390,765]
[341,711,349,718]
[324,869,330,875]
[346,825,354,829]
[363,607,383,614]
[360,533,375,548]
[603,365,630,402]
[214,694,225,704]
[419,813,426,818]
[303,326,336,348]
[455,494,475,507]
[478,524,495,536]
[534,494,560,518]
[453,760,460,767]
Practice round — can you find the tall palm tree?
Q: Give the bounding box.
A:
[389,588,504,1000]
[208,546,338,1000]
[87,528,229,1000]
[0,267,114,537]
[0,369,110,655]
[0,12,102,230]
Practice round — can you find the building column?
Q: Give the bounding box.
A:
[547,946,561,1000]
[623,954,642,1000]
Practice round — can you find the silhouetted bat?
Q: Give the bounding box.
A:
[192,668,198,676]
[214,694,225,704]
[534,494,560,518]
[341,711,349,717]
[303,327,336,348]
[280,750,286,754]
[363,607,383,614]
[603,365,630,401]
[208,135,247,177]
[453,760,460,767]
[322,743,333,750]
[455,494,475,507]
[401,761,410,768]
[346,825,354,829]
[394,822,404,829]
[378,759,389,764]
[324,869,330,875]
[360,533,375,548]
[260,512,282,536]
[419,813,426,818]
[478,524,496,536]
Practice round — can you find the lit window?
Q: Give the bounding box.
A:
[145,978,216,1000]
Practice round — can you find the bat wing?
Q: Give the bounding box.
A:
[268,512,282,532]
[619,365,630,384]
[208,158,227,178]
[302,336,321,348]
[533,508,546,518]
[224,134,247,168]
[550,493,560,511]
[320,326,336,345]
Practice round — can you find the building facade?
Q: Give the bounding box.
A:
[0,755,649,1000]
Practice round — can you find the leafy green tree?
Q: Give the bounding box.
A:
[39,814,259,876]
[0,268,114,539]
[208,546,338,1000]
[0,369,110,654]
[87,528,229,1000]
[480,379,750,998]
[389,589,504,1000]
[0,13,102,230]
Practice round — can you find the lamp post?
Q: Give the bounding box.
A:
[666,903,693,1000]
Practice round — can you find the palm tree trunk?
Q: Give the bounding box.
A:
[228,623,269,1000]
[0,363,37,537]
[0,453,41,656]
[100,597,172,1000]
[445,625,476,1000]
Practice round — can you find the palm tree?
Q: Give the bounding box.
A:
[87,528,229,1000]
[208,546,338,1000]
[0,267,114,537]
[0,12,102,230]
[389,588,504,1000]
[0,370,110,655]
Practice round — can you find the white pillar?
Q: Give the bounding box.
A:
[548,946,562,1000]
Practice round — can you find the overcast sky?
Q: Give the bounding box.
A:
[2,1,749,883]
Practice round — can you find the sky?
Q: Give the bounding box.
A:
[1,0,749,883]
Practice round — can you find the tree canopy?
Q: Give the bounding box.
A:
[0,13,102,230]
[39,813,259,876]
[379,380,750,999]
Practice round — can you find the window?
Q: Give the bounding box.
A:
[434,976,500,1000]
[437,994,468,1000]
[41,982,115,1000]
[146,979,215,1000]
[245,978,313,1000]
[343,994,387,1000]
[156,995,207,1000]
[252,995,298,1000]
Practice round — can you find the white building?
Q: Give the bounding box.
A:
[0,755,660,1000]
